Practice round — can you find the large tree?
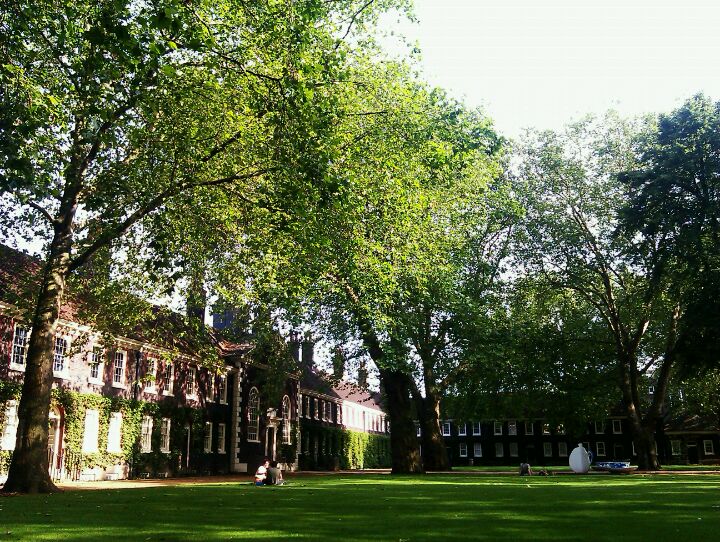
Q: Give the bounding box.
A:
[0,0,404,493]
[517,115,685,469]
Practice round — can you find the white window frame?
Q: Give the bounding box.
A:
[53,336,69,377]
[595,421,605,434]
[248,387,260,442]
[89,346,104,384]
[508,420,517,436]
[472,422,481,436]
[186,366,197,399]
[542,423,551,435]
[441,422,451,436]
[217,423,226,454]
[218,375,227,404]
[144,358,157,393]
[204,421,213,453]
[553,442,566,457]
[612,419,622,434]
[160,418,171,453]
[704,440,715,455]
[1,400,19,451]
[494,421,503,435]
[112,351,126,388]
[473,442,482,458]
[107,412,123,453]
[163,363,175,396]
[416,425,421,437]
[671,440,681,456]
[282,395,292,445]
[525,421,534,435]
[459,442,468,457]
[596,441,606,456]
[458,423,467,436]
[495,442,504,457]
[141,415,153,453]
[509,442,519,457]
[543,442,553,457]
[557,423,566,435]
[10,324,29,371]
[82,409,100,453]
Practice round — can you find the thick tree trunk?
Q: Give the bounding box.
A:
[417,391,450,471]
[2,237,72,493]
[633,426,661,470]
[379,368,423,474]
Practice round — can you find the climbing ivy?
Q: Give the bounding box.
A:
[298,425,391,470]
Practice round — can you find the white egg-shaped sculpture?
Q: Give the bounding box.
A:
[569,443,591,473]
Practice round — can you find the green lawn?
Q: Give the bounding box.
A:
[2,474,720,540]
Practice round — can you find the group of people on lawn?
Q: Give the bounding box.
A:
[254,458,285,486]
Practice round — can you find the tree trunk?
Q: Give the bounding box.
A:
[634,426,661,470]
[2,238,72,494]
[379,368,423,474]
[417,391,450,471]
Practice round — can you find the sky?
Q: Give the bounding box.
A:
[383,0,720,138]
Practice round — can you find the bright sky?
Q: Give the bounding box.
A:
[384,0,720,138]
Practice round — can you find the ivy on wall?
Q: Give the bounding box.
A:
[298,425,391,470]
[0,379,205,476]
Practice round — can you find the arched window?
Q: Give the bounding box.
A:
[248,387,260,442]
[282,395,291,444]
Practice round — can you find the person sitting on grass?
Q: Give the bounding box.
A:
[265,461,285,486]
[255,458,270,486]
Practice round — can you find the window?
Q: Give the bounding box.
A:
[325,401,331,422]
[113,351,126,388]
[542,423,551,435]
[248,387,260,442]
[495,442,504,457]
[141,416,153,453]
[595,421,605,434]
[204,422,213,453]
[494,421,503,435]
[304,396,310,417]
[704,440,715,455]
[89,346,103,382]
[509,442,518,457]
[441,422,451,436]
[612,420,622,434]
[458,423,467,436]
[544,442,553,457]
[1,400,19,451]
[670,440,681,456]
[145,358,157,392]
[107,412,123,453]
[557,423,566,435]
[558,442,568,457]
[632,441,636,456]
[416,425,421,437]
[472,422,481,436]
[596,442,606,456]
[53,337,68,375]
[648,385,655,395]
[473,443,482,457]
[459,443,468,457]
[282,395,291,444]
[82,409,100,453]
[314,398,319,419]
[525,421,534,435]
[508,420,517,436]
[160,418,171,453]
[187,367,197,398]
[218,375,227,404]
[164,363,174,396]
[217,423,226,453]
[11,325,29,369]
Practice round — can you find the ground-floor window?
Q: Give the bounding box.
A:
[141,416,153,453]
[558,442,568,457]
[704,440,715,455]
[204,422,213,453]
[543,442,552,457]
[161,418,171,453]
[509,442,518,457]
[670,440,681,456]
[459,442,467,457]
[107,412,122,453]
[217,423,226,454]
[82,409,100,453]
[596,441,606,456]
[1,400,19,451]
[473,443,482,457]
[495,442,503,457]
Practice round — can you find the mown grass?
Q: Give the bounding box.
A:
[1,474,719,540]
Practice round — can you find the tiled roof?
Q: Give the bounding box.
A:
[300,365,384,410]
[0,244,249,359]
[664,413,720,434]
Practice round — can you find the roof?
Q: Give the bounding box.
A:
[0,244,249,360]
[664,413,720,434]
[300,365,384,411]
